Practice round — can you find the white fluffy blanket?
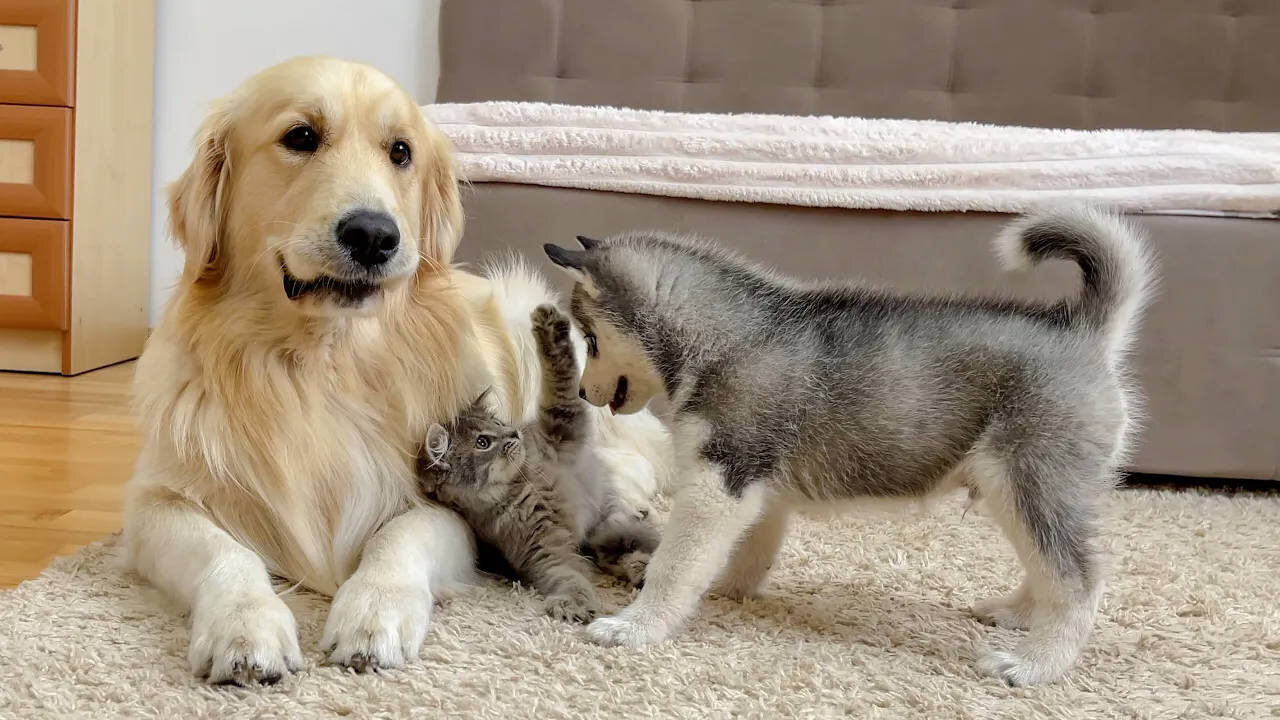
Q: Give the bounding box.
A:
[425,102,1280,217]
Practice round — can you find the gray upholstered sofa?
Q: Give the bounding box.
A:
[438,0,1279,482]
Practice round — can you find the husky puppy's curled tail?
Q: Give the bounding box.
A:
[995,206,1156,359]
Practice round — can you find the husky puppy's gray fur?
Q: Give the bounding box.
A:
[542,207,1155,686]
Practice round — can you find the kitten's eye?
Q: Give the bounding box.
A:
[389,140,412,167]
[584,333,598,357]
[281,125,320,153]
[475,436,491,450]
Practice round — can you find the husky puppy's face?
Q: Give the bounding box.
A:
[544,237,665,416]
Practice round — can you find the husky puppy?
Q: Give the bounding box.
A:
[541,207,1154,686]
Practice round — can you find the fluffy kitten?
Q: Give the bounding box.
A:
[418,304,658,623]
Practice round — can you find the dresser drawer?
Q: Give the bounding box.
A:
[0,0,74,106]
[0,217,68,330]
[0,103,71,218]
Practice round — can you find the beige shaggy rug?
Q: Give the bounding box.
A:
[1,489,1277,719]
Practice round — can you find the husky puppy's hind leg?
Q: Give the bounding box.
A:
[969,441,1109,687]
[712,500,791,600]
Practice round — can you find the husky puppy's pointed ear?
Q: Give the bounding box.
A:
[544,243,586,271]
[543,243,596,292]
[575,235,602,250]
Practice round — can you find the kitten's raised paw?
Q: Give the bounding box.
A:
[545,590,599,624]
[530,305,571,345]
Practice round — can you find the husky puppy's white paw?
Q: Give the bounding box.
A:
[978,649,1051,687]
[585,609,673,648]
[971,583,1036,630]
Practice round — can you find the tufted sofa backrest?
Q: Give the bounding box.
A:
[437,0,1280,130]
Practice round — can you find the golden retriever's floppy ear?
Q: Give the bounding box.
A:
[420,130,464,266]
[169,101,233,285]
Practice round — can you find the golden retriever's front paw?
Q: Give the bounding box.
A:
[321,574,433,671]
[189,592,303,686]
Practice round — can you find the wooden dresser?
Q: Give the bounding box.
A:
[0,0,153,374]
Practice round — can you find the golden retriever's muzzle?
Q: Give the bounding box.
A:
[281,209,403,306]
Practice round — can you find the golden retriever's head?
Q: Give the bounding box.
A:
[169,56,461,316]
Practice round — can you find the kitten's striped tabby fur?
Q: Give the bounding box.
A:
[419,305,658,622]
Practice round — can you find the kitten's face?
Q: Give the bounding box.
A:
[432,401,525,487]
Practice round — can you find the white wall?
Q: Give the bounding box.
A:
[148,0,442,324]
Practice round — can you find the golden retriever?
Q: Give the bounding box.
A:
[124,56,670,685]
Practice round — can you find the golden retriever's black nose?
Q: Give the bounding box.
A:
[337,210,400,269]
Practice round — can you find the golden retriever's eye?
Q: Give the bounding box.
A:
[281,125,319,153]
[584,333,598,357]
[389,140,412,167]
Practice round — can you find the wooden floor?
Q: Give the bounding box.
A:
[0,362,137,587]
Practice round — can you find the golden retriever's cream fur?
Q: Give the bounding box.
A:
[123,57,670,685]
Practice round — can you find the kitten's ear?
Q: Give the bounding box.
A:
[425,423,451,469]
[472,387,493,408]
[575,235,602,250]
